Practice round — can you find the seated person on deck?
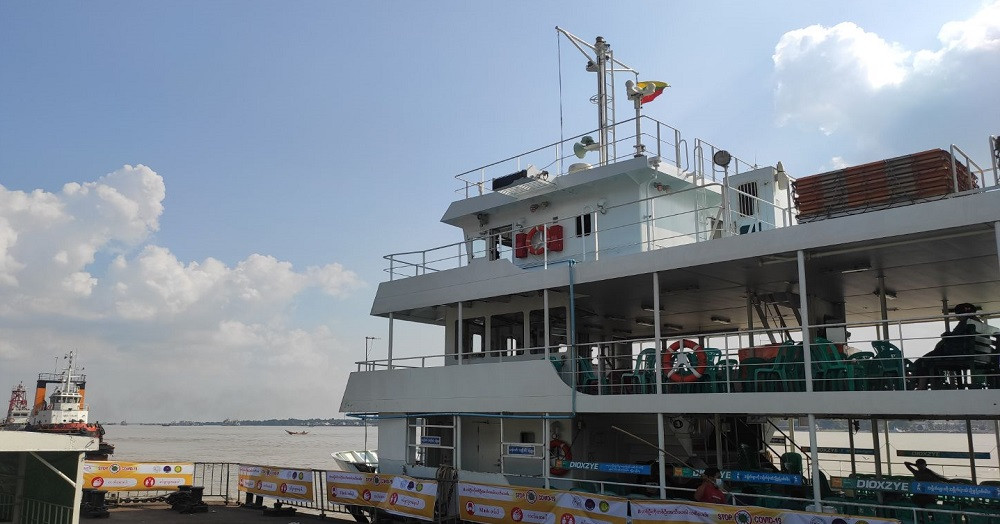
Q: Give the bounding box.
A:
[912,303,999,389]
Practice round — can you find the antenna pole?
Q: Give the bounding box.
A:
[594,36,610,164]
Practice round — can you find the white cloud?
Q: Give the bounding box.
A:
[773,2,1000,158]
[0,164,365,420]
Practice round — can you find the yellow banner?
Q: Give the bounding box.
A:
[82,461,193,491]
[238,464,314,501]
[457,482,627,524]
[630,500,900,524]
[382,475,438,520]
[327,472,396,507]
[326,472,437,521]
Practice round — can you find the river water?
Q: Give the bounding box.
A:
[104,424,378,470]
[102,425,998,482]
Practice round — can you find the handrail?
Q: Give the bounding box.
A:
[385,180,801,279]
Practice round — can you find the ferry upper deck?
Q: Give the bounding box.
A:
[341,121,1000,420]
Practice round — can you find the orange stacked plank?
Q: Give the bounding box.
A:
[793,149,977,223]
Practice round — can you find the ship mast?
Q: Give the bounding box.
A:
[556,27,639,164]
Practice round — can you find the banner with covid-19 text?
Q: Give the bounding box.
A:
[326,472,438,520]
[83,461,193,491]
[238,464,314,501]
[457,482,628,524]
[630,500,900,524]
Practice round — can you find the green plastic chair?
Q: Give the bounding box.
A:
[754,341,802,392]
[697,348,722,393]
[810,338,855,391]
[848,351,880,391]
[574,356,602,394]
[739,357,769,393]
[622,347,657,394]
[871,340,908,390]
[709,358,740,393]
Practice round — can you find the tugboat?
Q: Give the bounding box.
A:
[25,351,115,460]
[1,382,30,430]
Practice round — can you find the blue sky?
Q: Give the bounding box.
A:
[1,1,997,422]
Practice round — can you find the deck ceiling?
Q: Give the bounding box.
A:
[548,223,1000,335]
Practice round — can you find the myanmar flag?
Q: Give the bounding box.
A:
[638,81,669,104]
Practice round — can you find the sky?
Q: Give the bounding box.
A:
[0,1,997,423]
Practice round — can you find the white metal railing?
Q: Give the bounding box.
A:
[385,181,796,280]
[356,309,999,396]
[406,131,1000,282]
[453,116,696,199]
[19,498,72,524]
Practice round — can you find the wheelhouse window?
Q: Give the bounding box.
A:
[575,213,592,237]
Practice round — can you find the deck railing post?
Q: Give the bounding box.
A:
[653,272,663,395]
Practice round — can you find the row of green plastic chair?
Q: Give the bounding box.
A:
[561,338,911,394]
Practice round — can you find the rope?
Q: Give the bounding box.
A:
[557,30,565,176]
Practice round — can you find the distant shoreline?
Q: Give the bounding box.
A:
[107,419,369,427]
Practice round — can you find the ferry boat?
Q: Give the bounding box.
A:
[1,382,30,430]
[339,28,1000,519]
[25,351,115,460]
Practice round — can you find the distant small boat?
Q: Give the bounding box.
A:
[285,430,308,435]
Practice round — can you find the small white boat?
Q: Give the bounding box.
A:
[331,450,378,472]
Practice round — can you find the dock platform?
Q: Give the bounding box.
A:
[107,502,355,523]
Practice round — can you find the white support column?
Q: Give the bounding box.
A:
[544,290,551,360]
[388,313,394,369]
[797,250,822,510]
[797,250,813,393]
[455,415,462,470]
[523,308,530,355]
[544,415,551,489]
[657,413,667,499]
[458,302,464,366]
[485,315,492,358]
[72,451,84,523]
[653,272,663,394]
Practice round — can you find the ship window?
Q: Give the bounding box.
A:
[456,316,485,358]
[528,307,567,352]
[575,214,592,237]
[737,182,758,217]
[490,312,524,357]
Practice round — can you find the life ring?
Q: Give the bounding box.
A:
[663,339,708,383]
[549,438,572,475]
[526,226,546,256]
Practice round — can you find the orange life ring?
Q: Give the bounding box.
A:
[526,226,546,256]
[549,438,572,475]
[663,339,707,383]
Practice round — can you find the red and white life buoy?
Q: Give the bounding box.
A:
[525,226,546,256]
[663,339,708,383]
[517,225,564,257]
[549,438,572,475]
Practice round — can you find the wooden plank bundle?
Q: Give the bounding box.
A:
[793,149,978,223]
